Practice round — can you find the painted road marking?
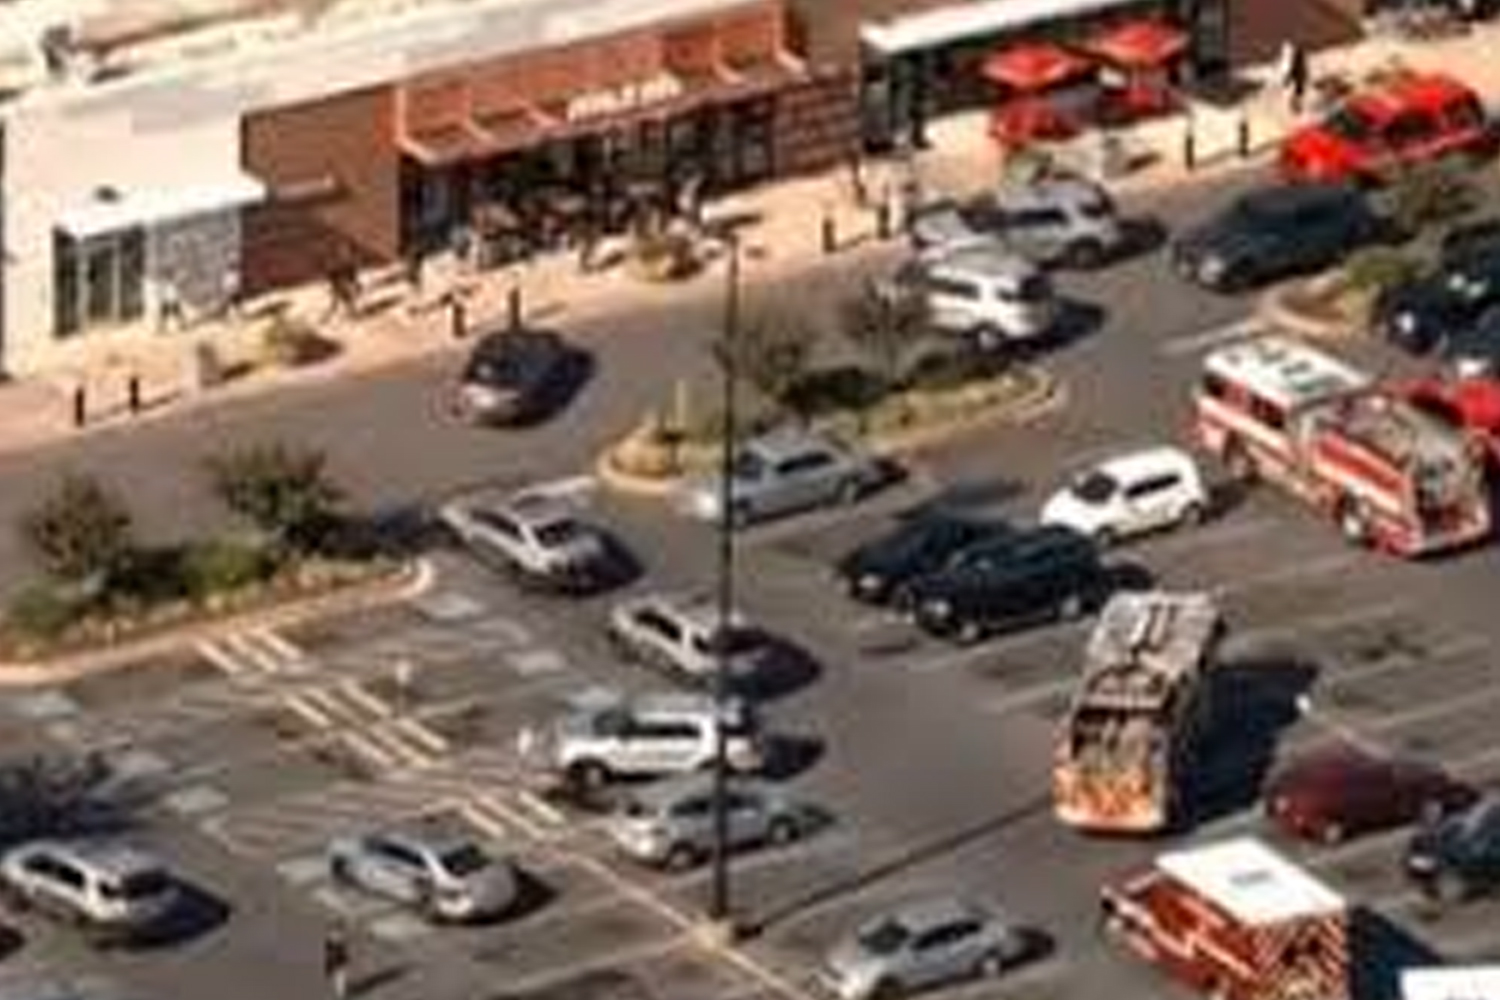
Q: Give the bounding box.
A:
[275,854,330,887]
[980,677,1075,718]
[1211,550,1368,598]
[7,690,79,720]
[519,475,599,501]
[414,590,488,623]
[1158,315,1263,358]
[367,910,432,943]
[108,747,171,780]
[903,621,1088,676]
[509,649,569,677]
[1221,598,1413,657]
[161,784,230,817]
[310,884,392,921]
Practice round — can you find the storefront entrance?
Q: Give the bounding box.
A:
[52,229,146,338]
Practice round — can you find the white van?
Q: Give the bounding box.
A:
[906,243,1058,349]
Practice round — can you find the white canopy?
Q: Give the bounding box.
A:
[1157,837,1345,927]
[861,0,1145,57]
[56,170,265,239]
[1404,967,1500,1000]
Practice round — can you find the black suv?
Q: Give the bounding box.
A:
[1374,245,1500,354]
[1171,182,1387,292]
[906,525,1107,644]
[452,327,574,425]
[1405,797,1500,903]
[835,512,1009,606]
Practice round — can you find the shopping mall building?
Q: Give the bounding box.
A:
[0,0,1310,375]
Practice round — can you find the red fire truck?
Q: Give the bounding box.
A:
[1101,837,1350,1000]
[1194,335,1492,555]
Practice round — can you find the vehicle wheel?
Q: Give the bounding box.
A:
[956,619,986,645]
[1069,239,1106,270]
[1434,871,1468,905]
[1058,593,1085,622]
[568,760,610,792]
[838,477,864,506]
[1320,820,1345,845]
[978,951,1007,978]
[665,843,700,872]
[767,817,800,846]
[1337,498,1373,547]
[329,856,352,885]
[1183,500,1208,526]
[1223,440,1257,484]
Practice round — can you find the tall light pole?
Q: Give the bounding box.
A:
[709,231,742,928]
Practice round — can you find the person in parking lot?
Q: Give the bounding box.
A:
[324,923,352,999]
[1279,39,1311,114]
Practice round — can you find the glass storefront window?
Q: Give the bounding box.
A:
[52,227,145,339]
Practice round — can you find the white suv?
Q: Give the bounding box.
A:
[607,591,772,683]
[1040,446,1209,545]
[517,690,766,790]
[0,840,181,944]
[903,244,1058,350]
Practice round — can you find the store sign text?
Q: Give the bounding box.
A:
[565,73,684,123]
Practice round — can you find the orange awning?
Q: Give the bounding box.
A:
[982,43,1094,92]
[1086,19,1187,68]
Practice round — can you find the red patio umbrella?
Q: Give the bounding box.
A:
[982,42,1094,92]
[1086,19,1188,69]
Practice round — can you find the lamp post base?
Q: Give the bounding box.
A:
[694,916,740,950]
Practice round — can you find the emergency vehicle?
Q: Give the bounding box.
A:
[1101,837,1349,1000]
[1194,335,1492,556]
[1403,966,1500,1000]
[1054,591,1223,834]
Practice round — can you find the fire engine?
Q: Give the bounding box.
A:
[1054,590,1223,834]
[1194,335,1492,556]
[1101,837,1350,1000]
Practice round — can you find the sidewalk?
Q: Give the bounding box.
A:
[4,23,1500,462]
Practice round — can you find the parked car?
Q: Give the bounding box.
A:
[1405,796,1500,903]
[437,490,611,589]
[910,174,1125,267]
[1265,744,1477,844]
[677,430,885,528]
[1171,182,1387,292]
[835,512,1010,606]
[516,690,765,790]
[1040,446,1209,545]
[820,898,1030,1000]
[604,774,810,870]
[607,591,774,683]
[909,243,1059,349]
[1372,244,1500,353]
[1442,216,1500,265]
[0,840,181,944]
[451,327,574,425]
[1441,304,1500,377]
[906,525,1108,644]
[1279,71,1491,184]
[328,825,517,922]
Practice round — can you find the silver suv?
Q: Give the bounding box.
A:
[328,823,517,923]
[517,690,765,790]
[0,840,180,944]
[902,243,1057,350]
[678,430,884,528]
[438,490,609,587]
[607,591,772,683]
[605,775,809,869]
[911,175,1123,269]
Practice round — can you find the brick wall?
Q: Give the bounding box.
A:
[775,69,861,176]
[240,86,400,296]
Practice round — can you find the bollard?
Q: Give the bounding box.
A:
[126,374,142,415]
[821,210,837,255]
[875,195,893,241]
[1182,124,1197,172]
[450,296,468,341]
[507,283,523,330]
[393,659,416,715]
[72,384,87,429]
[1237,114,1251,159]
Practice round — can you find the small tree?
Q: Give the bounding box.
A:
[20,474,135,591]
[1383,161,1477,237]
[838,278,931,392]
[711,309,819,419]
[205,442,343,553]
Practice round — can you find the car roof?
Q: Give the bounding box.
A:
[25,840,163,879]
[635,592,746,631]
[997,174,1108,208]
[924,242,1039,280]
[743,429,844,463]
[1240,181,1358,215]
[1093,446,1196,481]
[374,820,479,856]
[883,896,992,930]
[472,327,559,356]
[629,690,726,716]
[1344,71,1477,122]
[491,491,581,528]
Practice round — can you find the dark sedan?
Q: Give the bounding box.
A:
[451,327,576,426]
[1405,797,1500,904]
[1441,305,1500,378]
[835,513,1009,606]
[1373,246,1500,354]
[1171,182,1386,292]
[1265,744,1477,844]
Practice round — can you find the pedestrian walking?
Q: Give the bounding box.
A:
[157,279,184,332]
[220,269,243,320]
[1280,39,1310,115]
[324,924,352,1000]
[403,244,425,293]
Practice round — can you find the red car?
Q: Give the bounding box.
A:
[1280,72,1492,184]
[1396,373,1500,467]
[1265,744,1477,844]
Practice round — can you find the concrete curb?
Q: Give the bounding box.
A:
[595,368,1062,499]
[1257,281,1362,342]
[0,557,434,689]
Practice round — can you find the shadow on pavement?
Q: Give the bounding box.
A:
[731,637,823,702]
[760,733,826,782]
[129,882,230,950]
[1185,655,1320,828]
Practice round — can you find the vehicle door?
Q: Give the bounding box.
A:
[1286,199,1349,271]
[360,837,427,903]
[632,607,684,666]
[624,718,704,773]
[1003,204,1070,261]
[1120,471,1186,534]
[1380,109,1442,174]
[905,918,985,988]
[770,449,841,514]
[724,788,771,846]
[21,854,88,918]
[923,272,983,333]
[472,509,526,567]
[668,794,716,852]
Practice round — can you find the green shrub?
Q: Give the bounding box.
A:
[260,315,334,368]
[1384,162,1477,236]
[179,540,271,599]
[908,348,1009,390]
[6,584,81,642]
[1342,247,1423,295]
[204,442,344,553]
[20,474,135,587]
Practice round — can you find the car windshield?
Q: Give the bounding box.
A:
[534,518,584,547]
[466,337,545,383]
[733,452,767,481]
[1012,273,1051,302]
[858,920,911,955]
[1072,470,1118,503]
[439,843,490,876]
[107,869,170,900]
[1322,105,1375,144]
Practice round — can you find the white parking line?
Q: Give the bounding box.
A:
[1220,598,1412,657]
[496,936,692,1000]
[980,676,1075,717]
[1211,550,1368,599]
[904,621,1088,676]
[1132,513,1280,561]
[1158,315,1263,358]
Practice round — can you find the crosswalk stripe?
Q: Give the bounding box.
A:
[197,637,253,677]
